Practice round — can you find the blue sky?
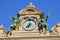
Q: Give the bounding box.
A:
[0,0,60,31]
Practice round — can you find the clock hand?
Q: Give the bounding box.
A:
[26,23,31,28]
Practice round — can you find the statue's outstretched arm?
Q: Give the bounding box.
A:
[46,11,50,21]
[10,13,14,22]
[47,11,50,18]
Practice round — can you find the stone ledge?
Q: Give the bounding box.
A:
[0,36,60,40]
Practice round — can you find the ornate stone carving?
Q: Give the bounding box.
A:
[50,23,60,36]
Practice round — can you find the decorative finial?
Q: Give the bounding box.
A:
[0,25,3,28]
[30,2,33,5]
[27,2,35,8]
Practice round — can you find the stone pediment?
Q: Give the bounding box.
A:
[51,23,60,32]
[49,23,60,36]
[0,25,5,30]
[18,3,43,16]
[0,25,7,38]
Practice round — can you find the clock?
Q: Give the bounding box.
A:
[22,19,37,31]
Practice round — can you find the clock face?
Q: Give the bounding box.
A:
[22,20,36,31]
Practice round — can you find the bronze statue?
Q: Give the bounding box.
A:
[38,12,50,34]
[10,13,20,30]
